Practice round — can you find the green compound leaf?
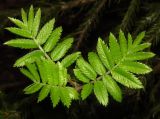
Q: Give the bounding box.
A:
[88,52,106,75]
[44,27,62,52]
[81,83,93,100]
[94,81,108,106]
[36,19,55,44]
[51,38,73,61]
[103,75,122,102]
[4,5,156,108]
[111,67,143,89]
[61,52,81,68]
[76,57,97,80]
[14,50,44,67]
[4,39,37,49]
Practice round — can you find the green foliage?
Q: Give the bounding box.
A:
[88,52,106,75]
[4,6,155,108]
[61,52,81,68]
[36,19,55,44]
[51,38,73,61]
[94,81,108,106]
[22,60,79,108]
[76,57,97,80]
[81,83,93,100]
[102,75,122,102]
[14,50,44,67]
[44,27,62,52]
[74,30,154,106]
[4,39,37,49]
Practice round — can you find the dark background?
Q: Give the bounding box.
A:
[0,0,160,119]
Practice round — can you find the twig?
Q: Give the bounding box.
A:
[75,0,108,50]
[60,0,95,11]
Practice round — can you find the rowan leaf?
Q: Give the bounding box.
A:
[32,8,41,37]
[36,19,55,44]
[51,38,73,61]
[26,63,40,82]
[126,52,155,61]
[81,83,93,100]
[4,39,37,49]
[96,38,113,70]
[50,87,60,107]
[8,17,27,29]
[14,50,44,67]
[103,75,122,102]
[94,81,108,106]
[119,30,127,56]
[24,83,42,94]
[120,61,152,74]
[60,87,71,108]
[61,52,81,68]
[73,69,90,83]
[76,57,97,80]
[28,5,34,32]
[109,33,122,63]
[88,52,106,75]
[38,85,50,102]
[20,68,35,82]
[111,67,143,89]
[21,8,27,24]
[6,27,32,38]
[44,27,62,52]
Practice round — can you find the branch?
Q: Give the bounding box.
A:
[74,0,108,50]
[60,0,95,11]
[120,0,141,32]
[35,0,95,11]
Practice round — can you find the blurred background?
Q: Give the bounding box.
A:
[0,0,160,119]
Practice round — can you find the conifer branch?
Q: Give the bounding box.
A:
[74,0,108,50]
[135,12,160,35]
[120,0,141,32]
